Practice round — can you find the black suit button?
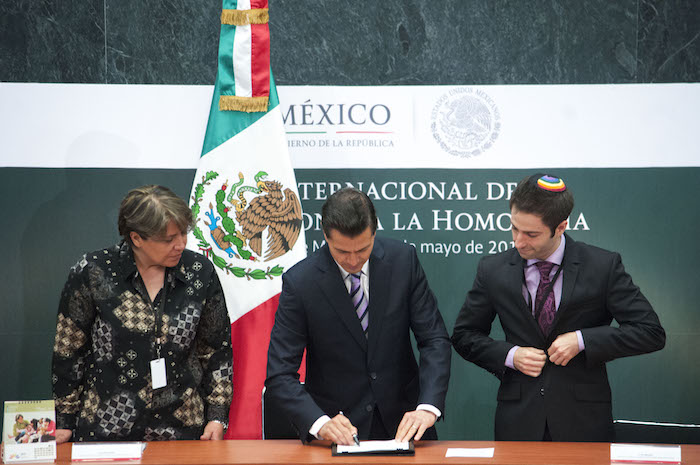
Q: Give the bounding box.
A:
[366,404,373,412]
[370,372,377,380]
[540,388,545,396]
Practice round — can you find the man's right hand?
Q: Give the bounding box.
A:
[55,429,72,444]
[513,347,547,377]
[318,413,357,445]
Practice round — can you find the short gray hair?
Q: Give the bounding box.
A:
[118,185,193,244]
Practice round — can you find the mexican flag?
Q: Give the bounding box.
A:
[187,0,306,439]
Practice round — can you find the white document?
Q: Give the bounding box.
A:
[610,444,681,463]
[335,440,410,454]
[446,447,495,458]
[71,442,146,461]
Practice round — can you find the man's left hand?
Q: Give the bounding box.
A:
[394,410,436,442]
[200,421,225,440]
[547,332,581,366]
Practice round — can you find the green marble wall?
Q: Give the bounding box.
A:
[1,1,699,84]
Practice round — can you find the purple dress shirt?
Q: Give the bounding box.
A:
[505,235,585,369]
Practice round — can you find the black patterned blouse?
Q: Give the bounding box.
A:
[52,241,233,441]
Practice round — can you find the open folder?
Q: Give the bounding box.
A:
[332,440,415,456]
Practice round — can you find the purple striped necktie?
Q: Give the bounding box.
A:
[535,261,557,335]
[350,273,369,337]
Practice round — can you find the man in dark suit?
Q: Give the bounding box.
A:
[452,174,665,442]
[266,187,451,445]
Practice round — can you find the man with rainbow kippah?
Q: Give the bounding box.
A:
[452,173,665,442]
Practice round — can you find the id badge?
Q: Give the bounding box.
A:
[150,358,167,389]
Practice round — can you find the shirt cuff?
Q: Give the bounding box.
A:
[309,415,331,439]
[505,345,520,369]
[416,404,441,419]
[576,330,585,352]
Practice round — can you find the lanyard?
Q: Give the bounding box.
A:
[526,263,563,324]
[153,271,168,359]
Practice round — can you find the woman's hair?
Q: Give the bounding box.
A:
[118,185,193,244]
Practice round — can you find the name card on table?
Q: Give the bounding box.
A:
[611,444,681,463]
[71,442,146,461]
[446,448,495,458]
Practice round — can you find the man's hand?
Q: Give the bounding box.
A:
[318,413,357,445]
[513,347,547,377]
[395,410,436,442]
[200,421,225,440]
[55,429,72,444]
[548,332,581,366]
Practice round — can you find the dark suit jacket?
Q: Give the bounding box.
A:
[266,237,451,442]
[451,234,665,442]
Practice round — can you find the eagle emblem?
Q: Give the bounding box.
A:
[191,170,303,280]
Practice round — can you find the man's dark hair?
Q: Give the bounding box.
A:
[509,173,574,236]
[322,187,378,238]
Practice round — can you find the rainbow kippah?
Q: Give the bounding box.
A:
[537,175,566,192]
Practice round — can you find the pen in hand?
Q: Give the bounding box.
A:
[339,411,360,446]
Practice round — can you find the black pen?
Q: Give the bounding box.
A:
[339,411,360,446]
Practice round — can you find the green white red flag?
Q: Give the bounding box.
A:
[187,0,306,439]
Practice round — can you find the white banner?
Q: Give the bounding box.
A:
[1,82,699,168]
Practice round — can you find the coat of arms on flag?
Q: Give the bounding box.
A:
[187,0,307,439]
[191,170,303,277]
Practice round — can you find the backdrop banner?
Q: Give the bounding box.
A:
[1,82,697,440]
[1,83,698,169]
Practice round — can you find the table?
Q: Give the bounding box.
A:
[12,440,700,465]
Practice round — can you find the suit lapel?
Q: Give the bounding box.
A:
[367,240,388,361]
[551,234,580,331]
[315,246,368,352]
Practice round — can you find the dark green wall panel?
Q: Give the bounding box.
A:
[1,167,697,439]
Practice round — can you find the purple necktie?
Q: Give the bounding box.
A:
[350,273,369,337]
[535,261,557,335]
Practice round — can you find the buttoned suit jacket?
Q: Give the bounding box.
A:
[266,237,452,442]
[451,234,665,442]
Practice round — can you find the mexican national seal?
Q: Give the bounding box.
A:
[431,87,501,159]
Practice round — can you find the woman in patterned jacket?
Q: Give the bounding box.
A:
[52,185,233,443]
